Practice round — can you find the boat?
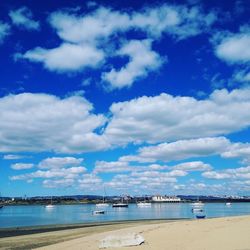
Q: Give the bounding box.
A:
[112,196,128,208]
[152,195,181,202]
[0,205,3,209]
[226,202,231,206]
[192,208,203,213]
[96,187,110,207]
[93,210,105,215]
[112,203,128,208]
[45,197,55,209]
[137,196,152,207]
[96,203,109,207]
[137,201,152,207]
[191,201,204,208]
[196,213,206,219]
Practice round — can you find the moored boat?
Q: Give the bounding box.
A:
[137,202,152,207]
[112,203,128,208]
[93,210,105,215]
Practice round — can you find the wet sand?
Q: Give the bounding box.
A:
[1,216,250,250]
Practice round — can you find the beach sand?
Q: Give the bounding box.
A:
[1,216,250,250]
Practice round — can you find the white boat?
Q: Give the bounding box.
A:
[226,202,231,206]
[96,203,109,207]
[96,187,109,207]
[137,202,152,207]
[45,197,55,209]
[45,204,55,209]
[191,201,204,207]
[93,210,105,215]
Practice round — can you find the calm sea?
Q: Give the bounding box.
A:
[1,203,250,228]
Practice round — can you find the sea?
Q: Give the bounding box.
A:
[1,202,250,228]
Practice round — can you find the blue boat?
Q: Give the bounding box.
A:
[196,214,206,219]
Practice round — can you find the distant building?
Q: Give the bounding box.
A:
[152,195,181,202]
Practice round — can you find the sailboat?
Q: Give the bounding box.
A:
[137,196,152,207]
[45,196,55,209]
[96,187,109,207]
[112,196,128,208]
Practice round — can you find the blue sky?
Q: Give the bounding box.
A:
[0,0,250,197]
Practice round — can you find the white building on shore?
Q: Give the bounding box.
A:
[152,195,181,202]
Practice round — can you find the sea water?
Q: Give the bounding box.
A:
[1,203,250,228]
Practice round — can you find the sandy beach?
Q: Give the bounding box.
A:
[1,216,250,250]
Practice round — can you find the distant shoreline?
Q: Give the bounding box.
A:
[2,199,250,206]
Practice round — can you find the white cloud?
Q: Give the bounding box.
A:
[172,161,212,171]
[19,4,216,89]
[102,40,163,89]
[215,30,250,64]
[3,154,27,160]
[105,88,250,145]
[232,69,250,83]
[10,156,87,188]
[11,163,34,170]
[203,166,250,180]
[38,157,84,169]
[120,137,229,163]
[78,174,102,189]
[22,43,104,72]
[9,7,40,30]
[0,22,10,44]
[11,166,86,181]
[43,178,74,188]
[0,93,108,153]
[94,160,132,173]
[221,142,250,164]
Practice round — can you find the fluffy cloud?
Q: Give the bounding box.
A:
[78,174,102,189]
[94,161,132,173]
[203,166,250,180]
[49,5,215,43]
[3,154,27,160]
[0,93,108,153]
[120,137,229,163]
[0,21,10,44]
[172,161,212,172]
[10,156,87,187]
[215,29,250,64]
[221,143,250,164]
[22,43,104,72]
[9,7,40,30]
[11,163,34,170]
[102,40,163,89]
[38,157,84,169]
[105,88,250,145]
[20,4,216,89]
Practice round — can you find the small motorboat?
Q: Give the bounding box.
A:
[192,208,203,213]
[196,214,206,219]
[226,202,231,206]
[93,210,105,215]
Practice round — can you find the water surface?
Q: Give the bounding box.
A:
[1,203,250,228]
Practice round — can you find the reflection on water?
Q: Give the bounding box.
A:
[1,203,250,228]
